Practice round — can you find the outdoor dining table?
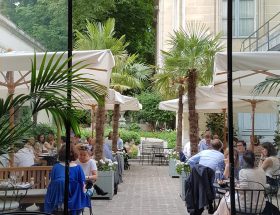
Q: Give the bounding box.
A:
[38,153,58,166]
[0,181,33,212]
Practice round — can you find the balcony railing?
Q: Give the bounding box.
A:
[241,11,280,52]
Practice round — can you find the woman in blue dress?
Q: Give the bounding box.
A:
[44,144,91,214]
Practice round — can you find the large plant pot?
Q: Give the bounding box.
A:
[180,172,188,201]
[92,170,114,200]
[168,159,180,178]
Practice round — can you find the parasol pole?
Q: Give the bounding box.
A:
[250,100,257,151]
[222,108,227,150]
[91,104,96,138]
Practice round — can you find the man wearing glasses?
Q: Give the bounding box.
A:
[236,140,246,170]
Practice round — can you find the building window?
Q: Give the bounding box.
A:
[222,0,256,37]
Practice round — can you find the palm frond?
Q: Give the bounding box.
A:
[253,77,280,96]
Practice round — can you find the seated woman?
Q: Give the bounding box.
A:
[214,150,266,215]
[259,142,280,177]
[44,144,90,215]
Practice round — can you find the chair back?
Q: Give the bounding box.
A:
[227,181,266,214]
[0,181,28,212]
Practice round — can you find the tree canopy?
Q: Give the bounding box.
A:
[0,0,155,64]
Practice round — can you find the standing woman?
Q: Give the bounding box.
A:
[44,144,90,214]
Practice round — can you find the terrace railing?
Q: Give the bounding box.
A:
[241,11,280,52]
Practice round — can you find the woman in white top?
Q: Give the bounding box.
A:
[259,142,280,177]
[76,145,97,181]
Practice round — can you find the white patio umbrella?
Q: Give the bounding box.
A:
[0,50,115,128]
[0,50,115,98]
[213,52,280,146]
[159,85,278,148]
[76,89,142,136]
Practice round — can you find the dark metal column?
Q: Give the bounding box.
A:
[227,0,236,214]
[64,0,72,214]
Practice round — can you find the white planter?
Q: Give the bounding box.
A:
[180,172,188,201]
[168,159,180,178]
[93,170,114,200]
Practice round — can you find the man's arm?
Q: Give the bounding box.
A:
[188,152,201,168]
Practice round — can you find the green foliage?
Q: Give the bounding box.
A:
[133,91,175,128]
[75,110,91,127]
[32,123,56,139]
[205,113,225,140]
[97,159,117,171]
[273,130,280,150]
[176,161,191,175]
[0,52,106,155]
[112,0,156,64]
[139,131,177,149]
[119,129,141,145]
[0,0,68,51]
[128,144,138,158]
[168,149,179,160]
[127,123,141,132]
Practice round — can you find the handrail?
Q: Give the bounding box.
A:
[241,11,280,51]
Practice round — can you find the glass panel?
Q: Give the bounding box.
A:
[239,18,254,36]
[222,0,236,36]
[239,0,255,18]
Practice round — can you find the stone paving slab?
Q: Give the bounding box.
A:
[87,163,210,215]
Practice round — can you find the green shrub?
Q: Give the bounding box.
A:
[139,130,176,149]
[127,123,141,131]
[129,144,139,158]
[119,129,141,145]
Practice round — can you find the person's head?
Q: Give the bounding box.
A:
[213,134,219,140]
[243,150,255,168]
[211,139,222,151]
[58,144,79,162]
[37,134,45,143]
[78,144,91,163]
[48,132,55,141]
[236,140,246,153]
[261,142,277,157]
[205,130,211,144]
[26,137,35,147]
[61,136,66,144]
[108,131,113,140]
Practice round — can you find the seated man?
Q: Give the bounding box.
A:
[188,139,224,171]
[14,138,36,167]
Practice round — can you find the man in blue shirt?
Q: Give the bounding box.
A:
[188,139,224,171]
[198,130,212,152]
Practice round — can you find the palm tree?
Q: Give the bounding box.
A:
[75,18,152,155]
[0,52,106,159]
[75,18,128,160]
[154,22,223,154]
[110,54,151,152]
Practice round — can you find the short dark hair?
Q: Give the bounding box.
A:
[237,140,246,147]
[243,150,255,168]
[58,144,79,162]
[261,142,277,157]
[212,139,222,150]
